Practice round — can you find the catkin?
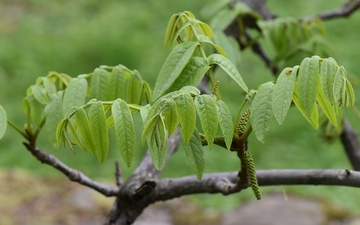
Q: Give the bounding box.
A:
[244,150,261,200]
[236,108,250,136]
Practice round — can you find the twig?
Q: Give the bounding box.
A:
[340,120,360,171]
[23,142,119,197]
[115,161,122,187]
[154,169,360,201]
[301,0,360,22]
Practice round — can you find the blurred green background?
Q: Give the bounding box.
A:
[1,0,360,214]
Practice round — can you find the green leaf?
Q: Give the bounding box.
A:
[179,86,201,96]
[55,118,68,144]
[112,99,136,167]
[250,82,274,143]
[28,94,44,128]
[90,68,109,101]
[147,115,168,171]
[175,93,196,144]
[216,100,233,150]
[67,120,85,151]
[75,107,96,154]
[320,58,337,103]
[198,22,213,39]
[31,84,49,105]
[168,57,210,92]
[293,82,319,129]
[107,66,126,100]
[208,53,248,93]
[195,95,218,149]
[142,114,160,143]
[44,94,63,149]
[62,78,88,115]
[161,99,179,137]
[210,7,238,31]
[88,102,108,162]
[316,75,337,126]
[142,82,153,104]
[0,105,7,139]
[126,71,143,104]
[297,56,320,118]
[41,77,57,98]
[198,34,227,57]
[333,67,343,102]
[153,41,199,99]
[213,31,241,68]
[164,13,178,46]
[345,79,355,108]
[181,128,205,179]
[272,66,298,125]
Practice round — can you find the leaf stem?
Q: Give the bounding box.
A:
[7,119,28,139]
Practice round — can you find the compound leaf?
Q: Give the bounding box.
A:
[320,58,337,103]
[44,94,63,149]
[112,99,136,167]
[161,99,179,137]
[316,76,337,126]
[108,66,126,100]
[250,82,274,143]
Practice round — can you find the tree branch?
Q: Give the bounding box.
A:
[340,120,360,171]
[23,142,119,197]
[301,0,360,22]
[154,169,360,201]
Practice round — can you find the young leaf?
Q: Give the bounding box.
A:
[175,93,196,144]
[153,41,199,99]
[168,57,210,93]
[210,7,238,31]
[31,84,49,105]
[112,99,136,167]
[250,82,274,143]
[90,68,109,101]
[107,66,126,100]
[161,99,179,137]
[147,115,168,170]
[181,128,205,179]
[88,102,109,163]
[142,114,160,143]
[297,56,319,118]
[208,53,248,93]
[198,34,227,57]
[293,83,319,129]
[272,66,298,125]
[195,95,218,149]
[164,13,178,46]
[320,58,337,103]
[67,120,85,151]
[44,94,63,149]
[75,107,96,154]
[126,72,143,105]
[62,78,88,115]
[41,77,57,98]
[333,67,343,102]
[0,105,7,139]
[55,118,68,144]
[213,31,241,68]
[316,76,337,126]
[216,100,233,150]
[28,94,44,128]
[345,79,355,108]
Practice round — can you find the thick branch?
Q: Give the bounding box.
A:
[154,169,360,201]
[340,120,360,171]
[23,142,119,196]
[302,0,360,22]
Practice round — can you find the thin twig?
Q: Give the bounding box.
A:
[115,161,122,187]
[23,142,119,196]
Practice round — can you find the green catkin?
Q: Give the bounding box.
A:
[201,135,226,147]
[244,150,261,200]
[212,81,220,96]
[236,108,250,136]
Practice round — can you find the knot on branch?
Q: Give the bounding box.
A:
[133,181,157,201]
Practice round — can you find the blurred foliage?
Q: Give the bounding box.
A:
[1,0,360,214]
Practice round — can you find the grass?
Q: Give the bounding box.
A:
[1,0,360,215]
